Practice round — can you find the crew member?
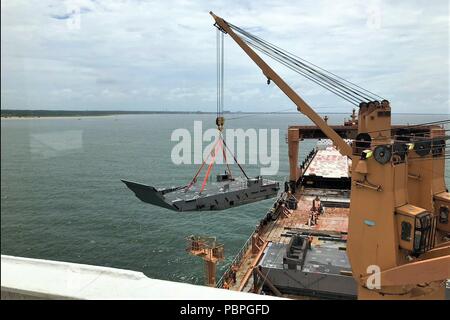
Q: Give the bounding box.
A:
[231,265,238,284]
[312,195,323,214]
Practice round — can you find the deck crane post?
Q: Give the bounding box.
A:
[209,12,450,300]
[186,235,224,287]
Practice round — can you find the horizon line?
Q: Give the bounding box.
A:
[1,109,449,116]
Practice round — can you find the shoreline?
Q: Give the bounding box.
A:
[1,115,117,120]
[2,112,448,121]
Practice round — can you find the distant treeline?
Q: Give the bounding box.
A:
[0,110,236,118]
[1,109,436,118]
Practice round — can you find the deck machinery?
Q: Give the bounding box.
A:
[209,12,450,300]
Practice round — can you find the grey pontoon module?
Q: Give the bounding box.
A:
[122,175,279,211]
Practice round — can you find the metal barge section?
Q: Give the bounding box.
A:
[122,175,280,212]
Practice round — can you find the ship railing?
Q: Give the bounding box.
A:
[216,233,253,288]
[300,148,317,172]
[216,191,288,288]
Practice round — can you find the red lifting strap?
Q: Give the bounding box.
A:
[186,132,248,192]
[185,137,221,191]
[200,138,223,193]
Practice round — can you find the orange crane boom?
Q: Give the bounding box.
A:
[209,12,352,158]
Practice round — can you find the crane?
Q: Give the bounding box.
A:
[209,12,450,300]
[186,235,224,287]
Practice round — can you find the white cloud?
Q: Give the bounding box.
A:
[1,0,449,114]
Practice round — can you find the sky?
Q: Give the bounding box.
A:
[1,0,449,114]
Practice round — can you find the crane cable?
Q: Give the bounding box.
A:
[243,39,367,105]
[216,27,234,179]
[216,28,225,130]
[228,22,383,100]
[226,22,385,105]
[186,27,250,191]
[242,37,361,106]
[229,22,382,102]
[215,27,249,179]
[197,28,228,191]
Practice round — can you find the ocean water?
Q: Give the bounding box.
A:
[1,113,449,284]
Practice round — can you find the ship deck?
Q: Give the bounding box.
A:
[220,143,351,297]
[258,191,349,245]
[227,190,350,292]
